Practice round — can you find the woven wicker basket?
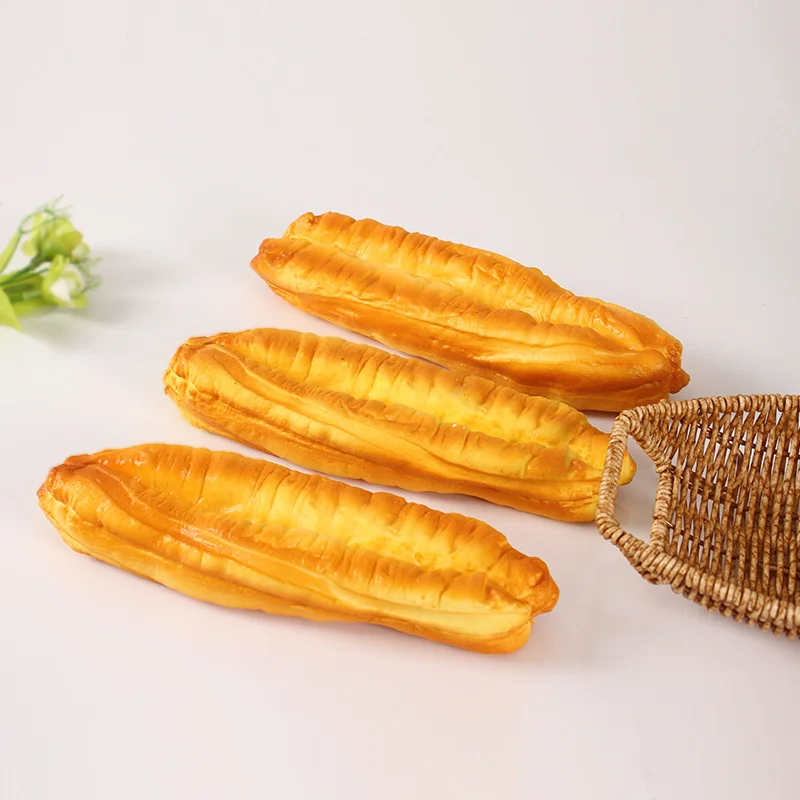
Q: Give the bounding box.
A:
[596,394,800,637]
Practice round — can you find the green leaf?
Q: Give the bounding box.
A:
[0,229,23,275]
[0,287,22,330]
[12,297,48,317]
[4,274,45,302]
[0,260,46,289]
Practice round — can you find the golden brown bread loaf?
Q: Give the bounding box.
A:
[37,444,559,654]
[164,328,636,521]
[250,211,690,412]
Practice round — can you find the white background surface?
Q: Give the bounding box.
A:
[2,2,799,798]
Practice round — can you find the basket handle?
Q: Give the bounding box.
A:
[595,411,652,567]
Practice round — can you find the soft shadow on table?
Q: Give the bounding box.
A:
[18,248,172,346]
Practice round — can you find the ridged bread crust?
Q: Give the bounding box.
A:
[37,444,559,654]
[164,328,636,521]
[250,212,690,412]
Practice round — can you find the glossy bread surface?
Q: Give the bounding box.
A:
[38,444,559,654]
[165,328,636,521]
[250,212,690,412]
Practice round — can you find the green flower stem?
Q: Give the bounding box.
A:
[7,286,44,303]
[5,274,42,294]
[0,258,45,288]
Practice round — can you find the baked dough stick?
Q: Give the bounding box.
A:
[38,445,559,654]
[285,212,688,385]
[165,328,637,522]
[250,212,690,412]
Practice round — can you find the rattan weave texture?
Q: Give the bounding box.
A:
[596,395,800,636]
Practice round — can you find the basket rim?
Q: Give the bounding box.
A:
[595,393,800,634]
[615,392,800,425]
